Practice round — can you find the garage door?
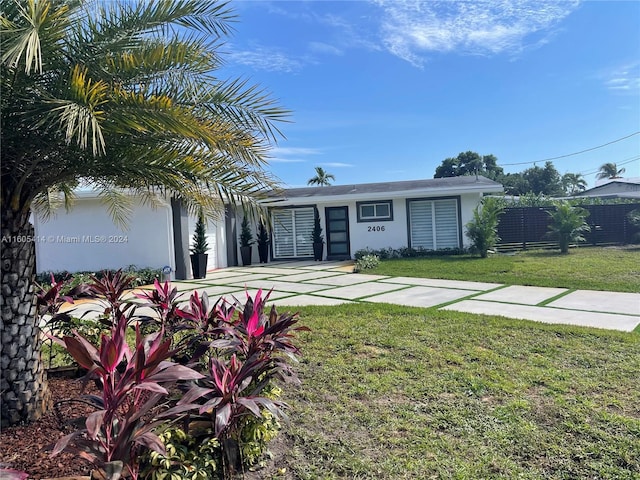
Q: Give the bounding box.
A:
[408,198,460,250]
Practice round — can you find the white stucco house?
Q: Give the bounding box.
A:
[262,176,503,261]
[33,190,227,277]
[33,176,503,278]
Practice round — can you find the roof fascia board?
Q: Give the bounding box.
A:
[261,184,503,205]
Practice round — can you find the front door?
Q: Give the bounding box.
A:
[325,206,350,260]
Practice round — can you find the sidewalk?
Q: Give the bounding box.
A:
[66,260,640,332]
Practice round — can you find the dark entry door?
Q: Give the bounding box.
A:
[325,206,350,260]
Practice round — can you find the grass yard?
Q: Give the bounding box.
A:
[368,246,640,293]
[281,304,640,479]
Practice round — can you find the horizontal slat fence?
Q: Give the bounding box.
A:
[496,204,640,252]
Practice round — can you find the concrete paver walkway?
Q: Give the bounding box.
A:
[63,260,640,332]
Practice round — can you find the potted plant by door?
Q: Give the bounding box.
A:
[312,207,324,261]
[190,213,208,279]
[257,221,270,263]
[239,216,254,266]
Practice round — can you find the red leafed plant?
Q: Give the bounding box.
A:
[133,279,181,330]
[175,353,286,438]
[50,316,203,480]
[87,270,138,328]
[163,289,309,472]
[234,290,310,384]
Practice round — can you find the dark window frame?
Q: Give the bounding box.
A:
[356,200,394,222]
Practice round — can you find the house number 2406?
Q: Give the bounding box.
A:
[368,226,385,232]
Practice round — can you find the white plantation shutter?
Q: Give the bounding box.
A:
[273,210,294,257]
[409,200,434,249]
[293,208,314,256]
[434,199,459,249]
[272,208,315,258]
[409,198,460,250]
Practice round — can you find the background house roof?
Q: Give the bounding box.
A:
[264,176,503,204]
[574,179,640,199]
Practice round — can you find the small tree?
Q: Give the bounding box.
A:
[191,214,209,255]
[312,208,324,244]
[465,197,504,258]
[547,202,590,254]
[627,209,640,243]
[239,216,254,248]
[257,221,269,247]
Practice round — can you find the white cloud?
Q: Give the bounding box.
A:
[603,62,640,93]
[322,162,354,168]
[308,41,344,56]
[269,158,306,163]
[269,146,324,164]
[373,0,581,66]
[227,45,304,73]
[271,147,322,156]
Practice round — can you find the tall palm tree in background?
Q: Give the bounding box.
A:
[596,162,626,180]
[561,173,588,196]
[1,0,288,425]
[307,166,335,186]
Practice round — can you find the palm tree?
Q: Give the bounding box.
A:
[307,167,335,186]
[465,197,504,258]
[596,162,626,180]
[1,0,287,426]
[547,202,590,254]
[561,173,588,196]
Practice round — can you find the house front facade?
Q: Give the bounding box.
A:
[33,176,503,277]
[260,176,504,261]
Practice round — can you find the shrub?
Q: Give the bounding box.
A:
[465,196,504,258]
[42,276,307,479]
[141,427,220,480]
[50,317,203,480]
[546,202,590,254]
[312,207,323,243]
[191,213,209,255]
[353,254,380,272]
[239,216,254,247]
[168,289,308,471]
[35,266,160,294]
[354,246,466,260]
[628,209,640,243]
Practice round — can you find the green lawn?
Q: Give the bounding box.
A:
[281,304,640,479]
[368,246,640,292]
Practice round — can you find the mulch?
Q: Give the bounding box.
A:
[0,377,96,479]
[0,376,296,480]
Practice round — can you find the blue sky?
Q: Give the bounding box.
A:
[220,1,640,188]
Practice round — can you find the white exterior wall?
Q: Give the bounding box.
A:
[343,200,408,253]
[34,197,175,274]
[266,189,494,259]
[459,192,484,248]
[319,193,481,256]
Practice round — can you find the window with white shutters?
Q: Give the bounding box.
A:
[408,198,460,250]
[271,208,315,258]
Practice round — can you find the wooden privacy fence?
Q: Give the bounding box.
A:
[495,203,640,251]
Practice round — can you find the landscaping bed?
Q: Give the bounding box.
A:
[0,376,295,480]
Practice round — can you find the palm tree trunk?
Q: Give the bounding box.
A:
[1,206,49,426]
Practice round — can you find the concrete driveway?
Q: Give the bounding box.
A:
[68,260,640,332]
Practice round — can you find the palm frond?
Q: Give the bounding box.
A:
[43,65,107,155]
[97,187,133,230]
[1,0,74,74]
[31,183,77,221]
